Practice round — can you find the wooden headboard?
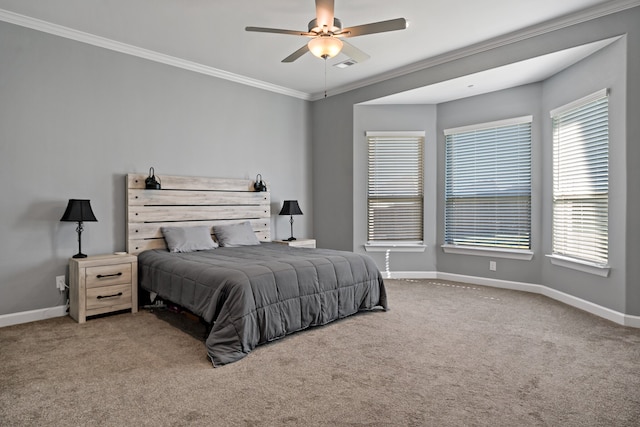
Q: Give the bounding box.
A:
[126,174,270,255]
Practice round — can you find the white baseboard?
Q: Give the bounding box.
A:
[388,271,640,328]
[435,272,544,294]
[0,305,67,328]
[3,272,640,329]
[383,270,438,279]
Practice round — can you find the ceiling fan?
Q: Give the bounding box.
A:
[245,0,408,63]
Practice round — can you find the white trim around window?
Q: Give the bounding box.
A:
[366,131,425,244]
[441,244,534,260]
[550,88,609,266]
[365,242,427,252]
[444,116,533,251]
[549,88,609,117]
[444,115,533,135]
[546,254,610,277]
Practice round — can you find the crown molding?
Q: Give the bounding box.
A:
[0,8,312,101]
[311,0,640,100]
[1,0,638,102]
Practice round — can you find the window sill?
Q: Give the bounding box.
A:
[441,244,533,260]
[365,243,427,253]
[546,254,610,277]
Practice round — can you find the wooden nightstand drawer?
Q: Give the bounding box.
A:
[86,263,132,288]
[86,284,132,311]
[69,254,138,323]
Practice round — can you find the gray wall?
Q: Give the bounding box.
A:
[625,9,640,315]
[436,83,544,285]
[433,38,627,311]
[312,7,640,315]
[540,38,627,312]
[353,105,438,272]
[0,21,312,315]
[2,7,639,318]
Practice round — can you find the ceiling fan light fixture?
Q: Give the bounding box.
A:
[308,36,343,59]
[246,1,408,63]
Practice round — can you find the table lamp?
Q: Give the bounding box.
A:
[279,200,303,241]
[60,199,98,258]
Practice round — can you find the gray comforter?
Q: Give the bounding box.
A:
[138,243,387,366]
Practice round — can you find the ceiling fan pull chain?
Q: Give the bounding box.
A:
[324,58,327,98]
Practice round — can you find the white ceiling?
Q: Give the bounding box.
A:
[361,37,619,105]
[0,0,633,102]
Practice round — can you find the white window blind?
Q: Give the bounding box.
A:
[444,116,532,249]
[551,89,609,265]
[367,131,424,242]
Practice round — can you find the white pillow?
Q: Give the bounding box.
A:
[161,226,218,253]
[213,222,261,247]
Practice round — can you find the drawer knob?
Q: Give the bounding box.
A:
[97,292,123,299]
[96,272,123,279]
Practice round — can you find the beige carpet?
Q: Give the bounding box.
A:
[1,279,639,426]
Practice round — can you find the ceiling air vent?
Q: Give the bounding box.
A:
[334,59,358,68]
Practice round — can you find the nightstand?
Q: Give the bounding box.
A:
[69,254,138,323]
[273,239,316,248]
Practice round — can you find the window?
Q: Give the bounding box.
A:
[551,89,609,266]
[444,116,532,251]
[366,131,424,244]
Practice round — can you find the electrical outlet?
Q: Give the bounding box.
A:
[489,261,497,271]
[56,275,66,291]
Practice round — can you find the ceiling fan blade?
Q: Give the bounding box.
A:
[282,44,310,63]
[340,40,370,63]
[245,26,313,37]
[315,0,335,29]
[340,18,407,38]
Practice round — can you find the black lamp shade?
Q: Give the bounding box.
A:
[278,200,303,216]
[60,199,97,222]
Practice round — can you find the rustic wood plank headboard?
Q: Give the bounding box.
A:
[126,174,270,254]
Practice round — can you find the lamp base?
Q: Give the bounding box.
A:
[72,253,88,259]
[286,237,297,241]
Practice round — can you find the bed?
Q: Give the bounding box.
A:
[127,173,387,366]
